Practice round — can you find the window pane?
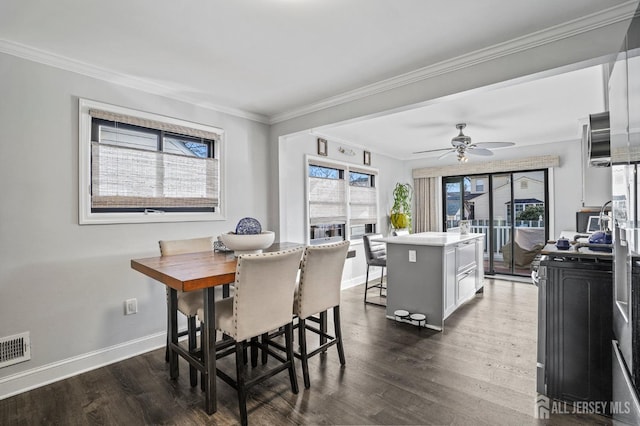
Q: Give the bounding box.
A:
[349,171,373,187]
[310,224,345,244]
[99,123,158,151]
[309,165,340,179]
[164,136,210,158]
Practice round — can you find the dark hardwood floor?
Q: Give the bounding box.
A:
[0,279,612,425]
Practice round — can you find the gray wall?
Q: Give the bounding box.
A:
[0,53,271,396]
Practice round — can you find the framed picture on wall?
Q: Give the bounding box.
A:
[317,138,328,156]
[363,150,371,165]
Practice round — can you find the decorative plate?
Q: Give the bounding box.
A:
[235,217,262,235]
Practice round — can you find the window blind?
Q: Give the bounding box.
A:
[349,185,377,225]
[89,109,220,141]
[91,142,219,209]
[308,176,346,225]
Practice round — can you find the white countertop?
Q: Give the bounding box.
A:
[376,232,484,247]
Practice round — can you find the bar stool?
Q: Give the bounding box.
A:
[198,247,303,426]
[159,236,214,387]
[293,240,350,388]
[363,234,387,306]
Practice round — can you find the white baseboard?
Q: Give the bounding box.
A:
[0,332,166,401]
[340,270,384,290]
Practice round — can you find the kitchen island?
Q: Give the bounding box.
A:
[377,232,484,330]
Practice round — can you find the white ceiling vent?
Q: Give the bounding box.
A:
[0,332,31,368]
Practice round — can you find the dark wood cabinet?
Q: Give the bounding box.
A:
[542,260,613,406]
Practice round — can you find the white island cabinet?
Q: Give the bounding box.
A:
[377,232,484,331]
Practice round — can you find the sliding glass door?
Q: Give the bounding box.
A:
[444,170,548,277]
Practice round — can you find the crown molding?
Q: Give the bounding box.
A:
[0,39,270,124]
[1,1,636,127]
[269,0,639,124]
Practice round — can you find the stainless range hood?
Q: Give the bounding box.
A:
[588,112,610,167]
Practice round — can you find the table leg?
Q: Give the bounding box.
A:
[202,287,217,414]
[168,288,179,379]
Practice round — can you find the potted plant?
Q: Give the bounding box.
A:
[390,182,413,231]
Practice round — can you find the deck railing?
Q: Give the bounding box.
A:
[447,220,545,260]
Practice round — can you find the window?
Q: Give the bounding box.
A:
[475,178,485,192]
[349,169,377,239]
[79,99,224,224]
[307,159,378,244]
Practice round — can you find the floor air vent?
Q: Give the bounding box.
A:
[0,332,31,368]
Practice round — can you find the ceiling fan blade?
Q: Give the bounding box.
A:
[438,150,456,160]
[474,141,515,149]
[412,147,453,154]
[466,147,493,156]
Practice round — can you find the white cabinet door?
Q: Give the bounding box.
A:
[444,246,457,318]
[475,237,485,290]
[456,268,476,304]
[456,241,477,273]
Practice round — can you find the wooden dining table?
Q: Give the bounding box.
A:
[130,242,354,414]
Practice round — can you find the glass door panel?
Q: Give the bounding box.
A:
[512,171,547,275]
[491,173,512,274]
[444,177,462,229]
[466,175,490,271]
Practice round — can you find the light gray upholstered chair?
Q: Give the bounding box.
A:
[159,236,214,387]
[197,247,303,426]
[362,234,387,306]
[294,240,350,388]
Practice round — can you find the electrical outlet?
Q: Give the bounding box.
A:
[408,250,417,262]
[125,298,138,315]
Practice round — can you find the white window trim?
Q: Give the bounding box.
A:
[304,154,379,244]
[78,98,226,225]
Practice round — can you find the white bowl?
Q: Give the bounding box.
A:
[219,231,275,255]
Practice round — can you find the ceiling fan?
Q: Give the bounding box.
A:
[413,123,515,162]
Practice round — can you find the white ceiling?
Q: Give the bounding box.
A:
[315,64,607,159]
[0,0,634,158]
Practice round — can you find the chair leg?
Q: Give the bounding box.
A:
[235,341,249,426]
[250,337,258,367]
[261,332,268,365]
[319,311,327,353]
[298,318,310,389]
[379,267,385,297]
[285,323,299,394]
[334,306,346,365]
[187,316,198,387]
[364,265,370,304]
